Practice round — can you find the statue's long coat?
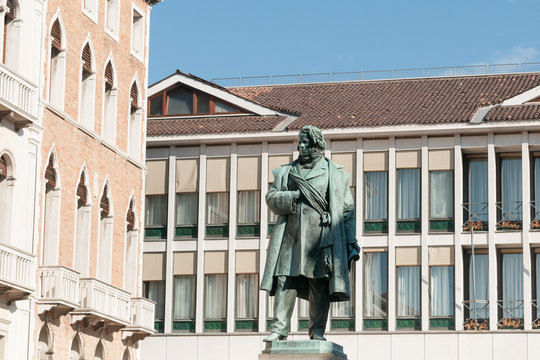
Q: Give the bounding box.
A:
[261,158,356,302]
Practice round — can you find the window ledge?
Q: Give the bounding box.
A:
[130,48,145,64]
[105,28,120,43]
[82,8,98,24]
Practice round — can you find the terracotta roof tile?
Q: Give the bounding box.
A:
[230,73,540,130]
[147,115,287,136]
[484,104,540,122]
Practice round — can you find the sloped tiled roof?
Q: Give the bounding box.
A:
[484,104,540,122]
[230,73,540,130]
[147,115,287,136]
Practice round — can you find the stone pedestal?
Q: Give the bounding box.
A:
[259,340,347,360]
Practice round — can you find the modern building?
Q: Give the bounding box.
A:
[0,0,160,359]
[142,69,540,360]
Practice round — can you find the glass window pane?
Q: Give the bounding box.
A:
[365,172,388,220]
[237,190,260,224]
[196,93,210,114]
[468,160,488,222]
[144,281,165,320]
[235,274,259,319]
[430,171,453,219]
[502,253,523,318]
[204,274,227,319]
[173,275,196,320]
[206,192,229,225]
[145,195,167,226]
[397,266,420,317]
[176,193,198,225]
[430,266,454,316]
[501,159,522,221]
[331,263,355,318]
[214,101,237,113]
[535,159,540,219]
[364,252,388,318]
[397,169,420,219]
[149,95,162,116]
[468,253,489,319]
[168,88,193,115]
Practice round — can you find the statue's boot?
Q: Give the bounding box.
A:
[263,332,287,342]
[310,332,326,341]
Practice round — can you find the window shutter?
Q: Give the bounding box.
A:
[51,19,62,50]
[77,173,87,204]
[130,82,139,108]
[100,188,109,216]
[127,200,135,230]
[82,44,92,73]
[45,156,56,188]
[104,62,113,89]
[0,156,6,180]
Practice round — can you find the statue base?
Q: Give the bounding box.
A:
[259,340,347,360]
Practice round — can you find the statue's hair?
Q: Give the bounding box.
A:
[299,125,326,151]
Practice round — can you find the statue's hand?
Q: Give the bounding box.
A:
[292,190,301,200]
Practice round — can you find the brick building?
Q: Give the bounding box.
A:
[0,0,161,359]
[142,70,540,360]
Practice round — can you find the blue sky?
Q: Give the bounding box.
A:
[148,0,540,85]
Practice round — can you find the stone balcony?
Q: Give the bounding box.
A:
[37,266,80,316]
[0,242,36,303]
[122,297,156,342]
[0,63,38,128]
[71,278,131,331]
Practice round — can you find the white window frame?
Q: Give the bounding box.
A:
[130,4,145,62]
[102,58,118,145]
[104,0,120,41]
[81,0,98,24]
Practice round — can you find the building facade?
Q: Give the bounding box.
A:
[0,0,160,359]
[142,71,540,360]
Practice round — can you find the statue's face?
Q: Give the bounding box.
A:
[298,132,320,164]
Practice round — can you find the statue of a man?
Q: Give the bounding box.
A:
[262,125,360,342]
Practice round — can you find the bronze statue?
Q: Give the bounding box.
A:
[262,125,360,342]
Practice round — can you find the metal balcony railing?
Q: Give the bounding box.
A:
[38,266,79,311]
[462,202,488,232]
[0,242,36,299]
[530,201,540,230]
[497,300,524,329]
[463,300,489,330]
[73,278,131,325]
[496,201,523,230]
[0,63,38,122]
[129,297,155,332]
[211,62,540,87]
[532,300,540,329]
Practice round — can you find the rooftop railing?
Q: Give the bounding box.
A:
[212,62,540,87]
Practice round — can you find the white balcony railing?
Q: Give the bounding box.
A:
[0,242,36,298]
[0,63,38,122]
[129,297,155,332]
[73,278,131,326]
[38,266,79,311]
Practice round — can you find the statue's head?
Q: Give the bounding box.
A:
[297,125,326,165]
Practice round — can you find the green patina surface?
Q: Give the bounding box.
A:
[204,320,227,331]
[172,320,195,332]
[206,225,229,237]
[331,319,355,330]
[237,224,260,237]
[266,319,272,330]
[429,219,454,232]
[363,318,388,330]
[235,319,258,331]
[145,226,167,239]
[396,318,421,329]
[298,319,309,330]
[396,220,421,233]
[430,317,455,329]
[364,221,389,233]
[268,224,275,235]
[175,226,197,238]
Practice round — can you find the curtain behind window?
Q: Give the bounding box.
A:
[469,254,489,319]
[176,193,198,225]
[364,252,388,318]
[331,264,355,317]
[236,274,258,319]
[430,266,454,316]
[204,274,227,319]
[365,172,387,220]
[469,160,488,222]
[536,254,540,318]
[145,195,167,226]
[173,275,195,320]
[430,171,453,219]
[207,193,229,224]
[237,191,260,224]
[397,169,420,219]
[535,159,540,219]
[298,298,309,318]
[501,159,522,221]
[146,281,165,320]
[502,253,523,318]
[397,266,420,317]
